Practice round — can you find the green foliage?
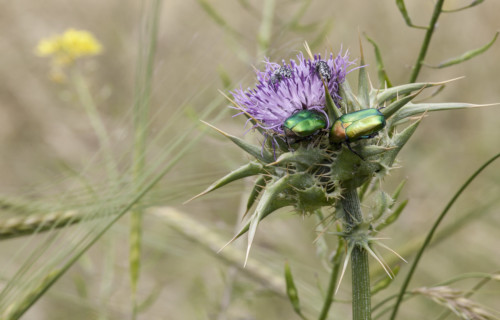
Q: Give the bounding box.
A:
[357,38,370,107]
[284,261,308,319]
[371,265,400,295]
[188,161,264,202]
[391,101,498,124]
[364,33,392,88]
[395,0,427,29]
[442,0,485,13]
[426,31,499,68]
[202,121,274,163]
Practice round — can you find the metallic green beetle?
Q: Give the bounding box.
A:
[329,108,386,159]
[330,108,386,143]
[283,110,327,142]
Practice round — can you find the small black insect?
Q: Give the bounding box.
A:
[315,60,331,81]
[269,66,292,85]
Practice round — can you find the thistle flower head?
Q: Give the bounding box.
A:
[194,44,485,264]
[232,51,355,135]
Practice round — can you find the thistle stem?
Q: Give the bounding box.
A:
[341,187,371,320]
[408,0,445,83]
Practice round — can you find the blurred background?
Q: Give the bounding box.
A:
[0,0,499,319]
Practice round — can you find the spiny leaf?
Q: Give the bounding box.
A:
[185,161,264,203]
[380,87,424,118]
[245,176,268,217]
[245,174,305,265]
[324,80,342,121]
[295,184,337,213]
[426,31,499,68]
[340,80,361,112]
[336,84,349,113]
[377,78,463,105]
[391,102,499,123]
[220,175,296,255]
[268,146,327,170]
[364,33,392,88]
[382,118,422,167]
[361,145,395,158]
[201,120,273,162]
[395,0,428,29]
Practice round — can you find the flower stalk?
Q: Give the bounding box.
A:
[341,187,371,320]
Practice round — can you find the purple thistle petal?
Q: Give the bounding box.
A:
[231,50,355,135]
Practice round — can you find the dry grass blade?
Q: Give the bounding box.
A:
[413,286,498,320]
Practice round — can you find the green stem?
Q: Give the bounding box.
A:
[318,236,343,320]
[341,187,371,320]
[389,152,500,320]
[408,0,445,83]
[71,69,118,182]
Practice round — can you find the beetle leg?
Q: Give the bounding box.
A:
[345,142,365,161]
[285,137,296,152]
[365,132,379,139]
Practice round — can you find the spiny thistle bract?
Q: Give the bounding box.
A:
[192,44,485,265]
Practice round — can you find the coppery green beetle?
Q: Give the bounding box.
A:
[330,108,386,158]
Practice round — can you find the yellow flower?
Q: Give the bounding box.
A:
[36,29,102,66]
